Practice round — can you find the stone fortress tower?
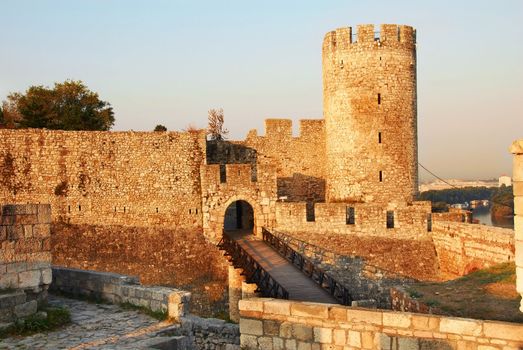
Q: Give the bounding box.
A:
[323,24,418,204]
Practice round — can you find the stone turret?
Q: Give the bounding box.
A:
[323,24,418,204]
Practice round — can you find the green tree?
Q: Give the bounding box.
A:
[4,80,114,131]
[154,124,167,132]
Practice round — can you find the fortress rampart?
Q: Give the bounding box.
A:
[0,129,206,229]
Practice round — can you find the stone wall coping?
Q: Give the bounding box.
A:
[239,298,523,341]
[51,266,191,321]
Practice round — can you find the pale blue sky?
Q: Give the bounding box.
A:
[1,0,522,180]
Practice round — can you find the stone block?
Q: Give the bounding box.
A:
[264,320,281,336]
[240,318,263,336]
[292,324,313,341]
[265,300,291,316]
[280,321,293,338]
[273,337,285,350]
[348,330,361,348]
[313,327,332,344]
[411,315,440,331]
[291,302,328,319]
[512,153,523,181]
[18,270,41,289]
[515,197,523,216]
[332,329,345,346]
[6,262,27,274]
[285,339,297,350]
[0,291,26,309]
[239,299,264,312]
[328,306,347,322]
[483,322,523,341]
[382,312,411,328]
[513,181,523,196]
[41,268,52,285]
[296,342,311,350]
[361,332,375,349]
[240,334,258,349]
[347,308,382,325]
[439,318,482,336]
[258,336,274,350]
[517,267,523,294]
[14,300,37,318]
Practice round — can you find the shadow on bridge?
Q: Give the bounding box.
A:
[220,229,341,304]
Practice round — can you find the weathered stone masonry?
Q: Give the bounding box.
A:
[511,139,523,312]
[0,204,51,323]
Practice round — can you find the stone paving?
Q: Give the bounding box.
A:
[0,295,175,350]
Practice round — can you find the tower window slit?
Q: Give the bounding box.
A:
[378,93,381,105]
[378,132,382,144]
[346,207,355,225]
[387,211,395,229]
[379,170,383,182]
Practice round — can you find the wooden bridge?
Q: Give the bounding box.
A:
[219,229,352,305]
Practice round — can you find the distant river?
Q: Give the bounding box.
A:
[472,205,514,229]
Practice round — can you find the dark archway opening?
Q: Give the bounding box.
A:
[224,200,254,232]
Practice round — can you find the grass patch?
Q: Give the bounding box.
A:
[405,262,522,323]
[458,262,515,284]
[407,289,423,299]
[0,306,71,339]
[119,302,168,321]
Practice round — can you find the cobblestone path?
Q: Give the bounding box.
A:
[0,295,174,350]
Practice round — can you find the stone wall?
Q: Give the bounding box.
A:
[432,208,473,224]
[323,25,418,204]
[0,204,52,323]
[511,140,523,312]
[275,201,431,239]
[431,221,515,277]
[51,222,228,317]
[238,298,523,349]
[50,267,190,321]
[0,129,206,230]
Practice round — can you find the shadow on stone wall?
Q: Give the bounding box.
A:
[206,140,258,181]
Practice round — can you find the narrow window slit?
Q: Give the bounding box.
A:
[346,207,355,225]
[379,171,383,182]
[387,211,395,229]
[378,132,382,144]
[378,93,381,105]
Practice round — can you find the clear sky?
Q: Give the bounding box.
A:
[1,0,522,181]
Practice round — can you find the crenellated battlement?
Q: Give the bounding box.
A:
[246,118,324,141]
[323,24,416,51]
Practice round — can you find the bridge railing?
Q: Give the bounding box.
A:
[218,232,289,300]
[262,228,352,305]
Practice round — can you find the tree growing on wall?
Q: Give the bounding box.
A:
[2,80,114,130]
[207,108,228,141]
[154,124,167,131]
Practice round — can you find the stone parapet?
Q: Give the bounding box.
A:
[50,266,191,321]
[0,203,51,323]
[239,298,523,349]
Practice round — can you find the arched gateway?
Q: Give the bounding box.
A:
[223,200,254,233]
